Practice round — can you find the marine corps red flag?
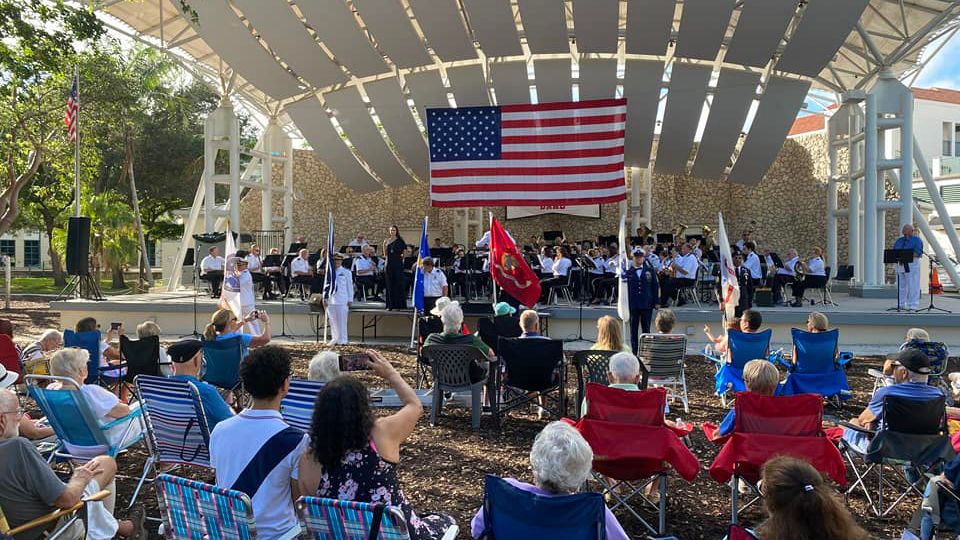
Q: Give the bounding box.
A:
[489,216,540,308]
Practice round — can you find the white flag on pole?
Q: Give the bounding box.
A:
[717,213,739,322]
[617,213,629,322]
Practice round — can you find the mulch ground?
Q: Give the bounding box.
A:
[11,297,935,539]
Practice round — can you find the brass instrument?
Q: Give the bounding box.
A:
[672,223,688,244]
[793,258,807,280]
[701,225,716,249]
[636,224,653,241]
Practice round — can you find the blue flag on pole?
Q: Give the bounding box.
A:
[322,213,337,298]
[413,217,430,312]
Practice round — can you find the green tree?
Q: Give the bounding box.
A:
[84,191,137,289]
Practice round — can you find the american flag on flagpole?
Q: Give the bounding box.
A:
[426,98,627,207]
[65,76,78,142]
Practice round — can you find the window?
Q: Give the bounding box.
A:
[0,240,15,263]
[944,122,953,156]
[955,123,960,157]
[146,240,157,267]
[24,240,40,267]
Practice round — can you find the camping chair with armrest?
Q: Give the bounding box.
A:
[63,329,118,388]
[134,375,213,511]
[280,378,326,432]
[415,316,443,388]
[25,374,149,507]
[838,394,955,517]
[0,489,111,540]
[155,474,259,540]
[478,474,606,540]
[573,349,648,420]
[778,328,852,408]
[573,385,699,537]
[639,333,689,413]
[120,335,164,382]
[421,345,491,431]
[297,496,458,540]
[871,340,951,397]
[477,316,522,357]
[709,392,846,524]
[496,337,566,424]
[706,329,773,407]
[200,336,247,407]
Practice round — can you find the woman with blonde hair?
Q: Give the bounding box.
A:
[756,456,868,540]
[203,308,272,349]
[591,315,630,353]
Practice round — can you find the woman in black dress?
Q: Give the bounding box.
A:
[383,225,407,310]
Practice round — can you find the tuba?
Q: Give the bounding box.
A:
[701,225,715,249]
[672,223,688,245]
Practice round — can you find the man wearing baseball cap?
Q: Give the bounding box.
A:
[168,340,234,430]
[842,348,943,453]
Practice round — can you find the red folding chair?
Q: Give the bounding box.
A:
[572,384,699,537]
[708,392,846,524]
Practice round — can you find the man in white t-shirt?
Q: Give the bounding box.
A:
[210,346,307,540]
[200,246,226,297]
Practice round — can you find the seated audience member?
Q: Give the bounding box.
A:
[307,351,341,383]
[76,317,124,378]
[883,327,931,377]
[422,303,492,384]
[210,346,308,540]
[712,359,780,439]
[918,452,960,539]
[789,311,836,366]
[48,348,143,460]
[591,315,630,353]
[740,309,762,333]
[703,318,739,356]
[299,351,457,540]
[655,308,677,334]
[20,329,63,365]
[136,321,172,376]
[470,421,629,540]
[581,352,643,416]
[203,308,272,350]
[168,339,233,430]
[842,349,943,453]
[756,455,869,540]
[428,297,469,335]
[0,365,54,442]
[0,389,143,539]
[519,309,548,339]
[200,246,226,297]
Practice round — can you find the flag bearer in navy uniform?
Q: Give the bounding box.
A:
[324,253,354,345]
[894,223,923,310]
[624,249,660,354]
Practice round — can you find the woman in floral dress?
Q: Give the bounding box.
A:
[298,350,456,539]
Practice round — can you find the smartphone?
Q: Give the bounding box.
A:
[110,322,122,330]
[250,310,260,320]
[340,352,372,372]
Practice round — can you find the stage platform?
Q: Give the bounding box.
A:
[52,290,960,355]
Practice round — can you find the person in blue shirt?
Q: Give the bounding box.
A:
[623,249,659,354]
[203,308,272,350]
[893,224,924,310]
[168,339,234,429]
[842,348,943,453]
[715,359,779,438]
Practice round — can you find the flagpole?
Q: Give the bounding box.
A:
[323,212,331,344]
[73,64,80,218]
[409,216,427,349]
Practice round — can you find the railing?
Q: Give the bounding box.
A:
[249,230,286,254]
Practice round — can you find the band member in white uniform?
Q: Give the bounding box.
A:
[475,228,514,248]
[420,257,448,314]
[324,253,354,345]
[200,246,226,297]
[893,224,923,310]
[235,259,260,334]
[741,242,763,306]
[767,248,798,305]
[791,248,827,306]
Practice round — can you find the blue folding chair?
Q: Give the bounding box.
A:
[201,336,245,397]
[707,329,773,407]
[778,329,851,406]
[135,375,213,510]
[280,379,325,432]
[63,329,103,384]
[297,496,459,540]
[478,474,606,539]
[155,474,258,540]
[25,374,149,506]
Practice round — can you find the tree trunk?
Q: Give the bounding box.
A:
[111,265,125,290]
[47,226,66,287]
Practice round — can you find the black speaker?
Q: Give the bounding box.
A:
[754,287,774,307]
[66,216,91,276]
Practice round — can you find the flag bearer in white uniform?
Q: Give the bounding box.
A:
[893,224,923,310]
[324,253,354,345]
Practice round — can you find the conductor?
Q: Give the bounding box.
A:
[893,224,923,310]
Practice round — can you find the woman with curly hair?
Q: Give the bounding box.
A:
[298,349,456,539]
[756,456,868,540]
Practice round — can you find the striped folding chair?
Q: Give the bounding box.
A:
[638,333,689,413]
[135,375,213,509]
[156,474,258,540]
[280,379,325,432]
[297,496,459,540]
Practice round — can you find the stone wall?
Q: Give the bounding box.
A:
[239,136,896,263]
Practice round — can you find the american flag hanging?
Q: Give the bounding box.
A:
[65,76,78,142]
[426,98,627,207]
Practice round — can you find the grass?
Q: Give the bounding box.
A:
[5,276,134,295]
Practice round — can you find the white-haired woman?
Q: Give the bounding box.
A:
[580,352,644,417]
[137,320,173,376]
[422,302,493,384]
[48,348,143,459]
[308,351,342,382]
[470,421,628,539]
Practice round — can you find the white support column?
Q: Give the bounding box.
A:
[283,137,294,248]
[643,172,652,228]
[631,167,642,231]
[914,139,960,262]
[863,93,879,286]
[827,120,838,276]
[203,117,216,233]
[229,109,241,232]
[900,92,914,229]
[262,121,275,231]
[848,111,862,283]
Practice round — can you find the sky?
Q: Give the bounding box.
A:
[915,31,960,89]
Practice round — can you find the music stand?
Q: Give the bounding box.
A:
[543,230,563,243]
[567,255,596,344]
[597,235,617,247]
[884,248,914,312]
[287,242,307,254]
[629,236,643,247]
[432,247,454,267]
[655,233,673,245]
